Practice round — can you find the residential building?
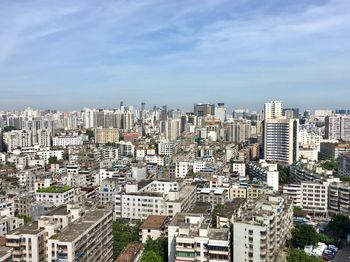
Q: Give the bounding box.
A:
[329,181,350,217]
[53,136,83,147]
[339,153,350,176]
[264,117,299,165]
[233,195,293,262]
[168,213,230,262]
[320,142,350,160]
[35,186,74,206]
[140,215,168,243]
[246,160,279,191]
[194,103,215,117]
[94,127,119,144]
[47,206,113,262]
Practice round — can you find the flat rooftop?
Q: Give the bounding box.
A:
[219,199,246,217]
[140,215,168,230]
[10,221,42,235]
[45,205,68,216]
[50,207,112,242]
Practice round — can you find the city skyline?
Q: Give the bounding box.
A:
[1,0,350,110]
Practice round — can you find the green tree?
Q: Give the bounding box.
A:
[16,215,32,224]
[211,204,224,227]
[321,160,338,171]
[85,129,94,140]
[287,248,323,262]
[326,214,350,239]
[48,156,58,164]
[143,237,168,261]
[278,164,290,185]
[113,220,141,258]
[291,224,319,248]
[140,251,162,262]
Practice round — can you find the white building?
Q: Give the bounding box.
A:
[168,213,230,262]
[246,160,279,191]
[232,162,246,177]
[264,117,299,165]
[233,195,293,262]
[35,186,75,206]
[53,136,83,147]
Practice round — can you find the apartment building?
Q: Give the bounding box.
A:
[197,187,229,206]
[140,215,168,243]
[168,213,230,262]
[329,181,350,217]
[94,127,119,144]
[320,142,350,160]
[47,207,113,262]
[115,180,196,220]
[233,195,293,262]
[230,182,271,203]
[246,160,279,191]
[35,186,74,206]
[263,117,299,165]
[52,136,83,147]
[290,160,332,183]
[283,178,339,214]
[339,153,350,177]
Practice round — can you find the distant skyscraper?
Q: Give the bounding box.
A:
[283,108,299,119]
[194,103,215,117]
[264,101,282,120]
[325,115,350,142]
[215,103,226,122]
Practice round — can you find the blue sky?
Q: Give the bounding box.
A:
[0,0,349,111]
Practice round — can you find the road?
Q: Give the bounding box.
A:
[333,245,350,262]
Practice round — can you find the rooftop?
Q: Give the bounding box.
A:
[36,185,73,193]
[50,207,112,242]
[10,221,43,235]
[219,199,246,217]
[115,243,143,262]
[140,215,168,230]
[45,205,68,216]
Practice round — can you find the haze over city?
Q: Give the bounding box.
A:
[1,0,350,110]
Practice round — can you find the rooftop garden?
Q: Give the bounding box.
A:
[36,185,73,193]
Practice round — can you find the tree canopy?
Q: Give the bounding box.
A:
[211,204,224,227]
[143,237,168,262]
[287,248,323,262]
[48,156,58,164]
[113,220,141,258]
[291,224,319,248]
[326,214,350,239]
[320,160,338,171]
[140,251,162,262]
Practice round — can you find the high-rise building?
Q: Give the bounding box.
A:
[161,118,181,141]
[37,129,51,147]
[94,127,119,144]
[339,153,350,177]
[233,195,293,262]
[264,118,299,165]
[283,108,299,119]
[264,101,282,120]
[215,103,226,122]
[194,103,215,117]
[325,115,350,141]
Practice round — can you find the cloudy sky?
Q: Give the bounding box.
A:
[0,0,349,111]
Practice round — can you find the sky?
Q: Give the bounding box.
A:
[0,0,349,111]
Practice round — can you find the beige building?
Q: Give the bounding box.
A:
[94,127,119,144]
[140,215,168,243]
